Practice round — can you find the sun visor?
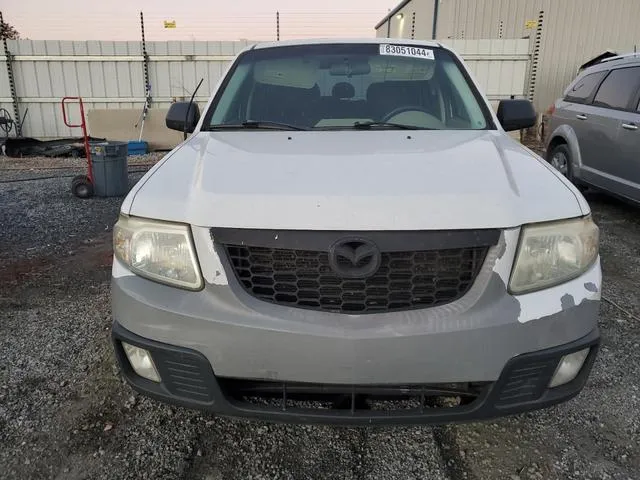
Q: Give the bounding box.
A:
[253,58,318,88]
[369,56,436,81]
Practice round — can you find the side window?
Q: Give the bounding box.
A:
[564,71,606,103]
[592,67,640,110]
[439,60,486,128]
[210,63,252,125]
[451,91,470,121]
[443,82,470,123]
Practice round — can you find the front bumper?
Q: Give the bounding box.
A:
[110,227,602,424]
[112,321,600,425]
[111,235,602,385]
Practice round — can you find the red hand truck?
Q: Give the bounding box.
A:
[62,96,94,198]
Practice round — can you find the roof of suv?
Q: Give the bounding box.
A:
[581,52,640,74]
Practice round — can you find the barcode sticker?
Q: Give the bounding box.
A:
[379,44,435,60]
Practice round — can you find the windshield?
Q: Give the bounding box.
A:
[203,43,491,131]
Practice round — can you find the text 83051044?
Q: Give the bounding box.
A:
[379,44,435,60]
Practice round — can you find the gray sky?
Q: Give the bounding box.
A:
[4,0,395,41]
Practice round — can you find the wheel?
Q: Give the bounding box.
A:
[0,108,13,136]
[547,143,587,191]
[547,142,574,176]
[71,175,94,198]
[71,174,87,183]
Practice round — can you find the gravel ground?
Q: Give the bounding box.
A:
[1,154,639,480]
[0,152,166,170]
[0,159,152,262]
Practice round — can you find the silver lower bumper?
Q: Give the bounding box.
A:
[111,255,600,384]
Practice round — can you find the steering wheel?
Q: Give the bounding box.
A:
[381,105,433,123]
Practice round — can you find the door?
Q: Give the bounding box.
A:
[578,66,640,198]
[616,99,640,201]
[555,70,607,152]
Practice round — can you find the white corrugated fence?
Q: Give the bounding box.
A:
[0,40,251,139]
[1,38,530,139]
[440,38,530,103]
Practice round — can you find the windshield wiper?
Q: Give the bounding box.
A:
[207,121,308,131]
[352,121,430,130]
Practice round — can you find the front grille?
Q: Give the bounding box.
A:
[223,244,489,313]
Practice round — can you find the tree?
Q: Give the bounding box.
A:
[1,20,20,40]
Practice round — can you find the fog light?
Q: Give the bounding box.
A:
[549,348,590,388]
[122,342,161,382]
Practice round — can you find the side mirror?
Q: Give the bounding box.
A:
[165,101,200,133]
[496,99,537,132]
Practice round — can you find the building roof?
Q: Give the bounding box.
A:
[374,0,414,29]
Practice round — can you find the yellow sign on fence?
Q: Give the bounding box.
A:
[164,20,177,29]
[525,20,537,29]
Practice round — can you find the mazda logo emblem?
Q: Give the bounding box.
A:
[329,238,381,279]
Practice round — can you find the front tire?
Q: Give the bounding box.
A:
[548,143,572,179]
[547,143,588,192]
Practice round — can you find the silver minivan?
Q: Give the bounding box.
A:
[111,39,601,425]
[546,54,640,203]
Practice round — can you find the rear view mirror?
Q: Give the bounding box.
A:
[330,62,371,76]
[165,101,200,133]
[496,99,536,132]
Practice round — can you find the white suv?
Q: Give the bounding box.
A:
[110,39,601,425]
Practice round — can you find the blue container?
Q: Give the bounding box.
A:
[127,140,148,156]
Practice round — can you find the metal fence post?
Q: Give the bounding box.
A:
[140,11,151,104]
[276,12,280,41]
[411,12,416,39]
[431,0,439,40]
[1,11,21,136]
[527,10,544,104]
[525,10,545,141]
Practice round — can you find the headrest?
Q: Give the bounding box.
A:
[332,82,355,99]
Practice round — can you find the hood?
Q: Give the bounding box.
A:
[125,130,586,230]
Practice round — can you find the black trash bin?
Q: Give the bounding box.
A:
[89,141,129,197]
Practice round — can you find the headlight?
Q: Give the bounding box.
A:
[113,215,203,290]
[509,216,599,295]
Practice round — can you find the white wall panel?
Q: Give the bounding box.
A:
[1,39,244,139]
